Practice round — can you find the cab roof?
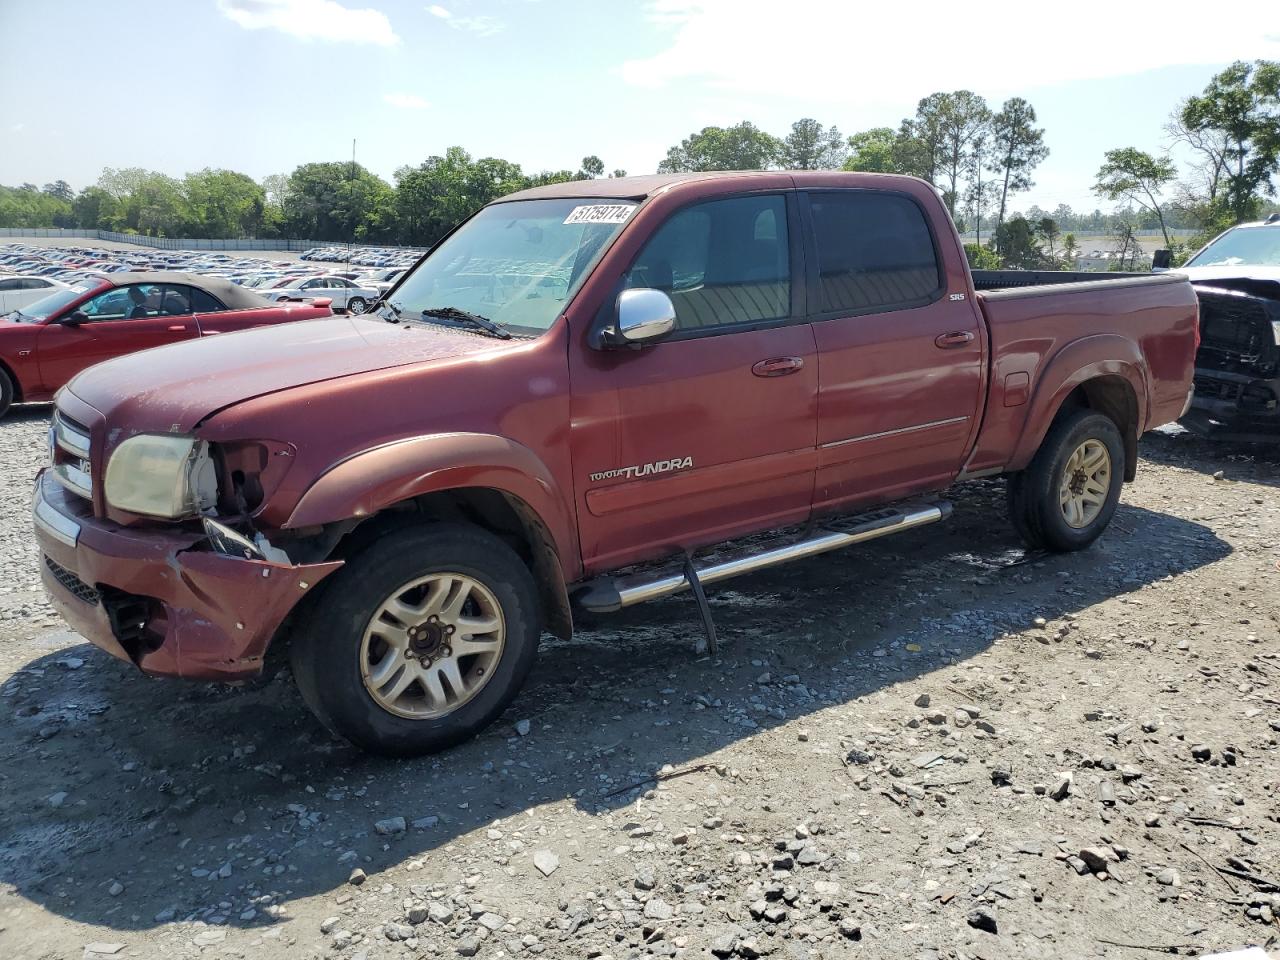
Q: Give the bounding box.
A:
[498,170,929,204]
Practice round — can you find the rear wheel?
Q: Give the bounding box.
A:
[1007,409,1124,552]
[0,367,14,420]
[346,296,368,315]
[289,523,540,756]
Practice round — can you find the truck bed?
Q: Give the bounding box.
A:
[962,271,1200,477]
[971,269,1158,292]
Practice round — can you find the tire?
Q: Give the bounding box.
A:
[0,367,12,420]
[346,297,367,315]
[289,523,540,756]
[1006,409,1125,552]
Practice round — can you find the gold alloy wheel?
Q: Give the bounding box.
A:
[360,573,506,719]
[1059,439,1111,529]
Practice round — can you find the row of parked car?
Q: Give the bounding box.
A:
[299,244,423,267]
[0,243,413,315]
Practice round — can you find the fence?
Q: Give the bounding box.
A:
[0,227,426,254]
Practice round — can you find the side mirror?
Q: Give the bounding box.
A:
[62,311,88,326]
[1152,249,1172,271]
[597,288,676,349]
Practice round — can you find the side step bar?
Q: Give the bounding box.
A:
[575,500,952,614]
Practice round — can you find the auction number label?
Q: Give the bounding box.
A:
[564,204,635,225]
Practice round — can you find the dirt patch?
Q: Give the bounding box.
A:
[1,411,1277,959]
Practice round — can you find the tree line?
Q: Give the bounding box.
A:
[0,153,622,245]
[1,60,1275,268]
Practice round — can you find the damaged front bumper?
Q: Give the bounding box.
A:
[33,471,342,681]
[1183,284,1280,441]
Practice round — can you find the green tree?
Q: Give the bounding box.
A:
[1037,217,1062,264]
[780,118,846,170]
[72,186,122,231]
[1093,147,1178,248]
[283,161,394,242]
[130,173,189,236]
[963,242,1001,270]
[610,169,628,178]
[1061,232,1080,267]
[988,98,1049,253]
[658,122,781,172]
[991,216,1045,269]
[392,148,528,247]
[843,127,898,173]
[937,91,992,218]
[578,155,604,179]
[42,180,74,203]
[1178,60,1280,224]
[97,167,151,201]
[182,169,266,237]
[0,184,74,228]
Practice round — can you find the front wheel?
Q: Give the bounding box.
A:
[346,296,367,315]
[289,523,541,756]
[1006,409,1125,552]
[0,367,12,420]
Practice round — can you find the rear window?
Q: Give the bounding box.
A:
[808,191,941,314]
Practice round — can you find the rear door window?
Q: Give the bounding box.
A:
[806,191,942,315]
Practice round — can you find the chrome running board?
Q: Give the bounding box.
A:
[574,500,952,613]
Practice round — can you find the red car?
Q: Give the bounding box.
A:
[34,173,1198,755]
[0,272,333,419]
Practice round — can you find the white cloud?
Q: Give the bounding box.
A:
[217,0,399,46]
[383,92,430,109]
[426,4,504,36]
[620,0,1280,102]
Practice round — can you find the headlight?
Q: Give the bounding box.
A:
[104,435,217,519]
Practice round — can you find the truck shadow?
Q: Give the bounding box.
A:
[1141,426,1280,488]
[0,480,1230,938]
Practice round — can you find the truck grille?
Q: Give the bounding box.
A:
[43,555,100,605]
[1196,288,1279,379]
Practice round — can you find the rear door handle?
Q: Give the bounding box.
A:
[167,324,187,332]
[934,330,975,349]
[752,356,805,377]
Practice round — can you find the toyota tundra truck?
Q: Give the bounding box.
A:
[33,172,1199,756]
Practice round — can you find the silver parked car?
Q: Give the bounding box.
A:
[266,275,380,314]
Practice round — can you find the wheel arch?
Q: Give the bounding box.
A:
[283,433,578,640]
[1010,338,1149,482]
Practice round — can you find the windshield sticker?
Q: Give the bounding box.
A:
[564,204,635,226]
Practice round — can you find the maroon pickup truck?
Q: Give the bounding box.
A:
[33,172,1198,755]
[0,272,333,420]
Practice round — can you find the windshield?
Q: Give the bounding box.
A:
[1187,226,1280,267]
[387,198,637,335]
[5,285,91,322]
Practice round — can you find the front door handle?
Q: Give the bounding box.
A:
[935,330,975,349]
[167,324,187,332]
[752,356,805,377]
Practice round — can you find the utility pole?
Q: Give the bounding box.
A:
[347,138,356,272]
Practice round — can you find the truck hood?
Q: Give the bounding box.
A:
[66,315,505,433]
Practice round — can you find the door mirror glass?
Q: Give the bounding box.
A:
[1151,248,1172,270]
[612,288,676,346]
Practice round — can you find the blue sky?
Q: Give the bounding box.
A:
[2,0,1278,215]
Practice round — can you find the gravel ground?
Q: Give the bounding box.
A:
[0,404,1277,960]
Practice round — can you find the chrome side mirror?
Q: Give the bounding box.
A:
[614,288,676,346]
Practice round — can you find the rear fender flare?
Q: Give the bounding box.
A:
[1009,335,1149,473]
[284,432,579,576]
